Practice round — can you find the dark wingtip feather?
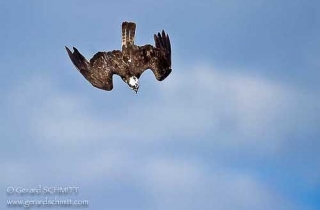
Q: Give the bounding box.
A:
[73,47,80,53]
[65,46,75,59]
[65,46,89,74]
[166,34,171,54]
[162,30,166,38]
[161,30,167,49]
[65,46,72,55]
[157,32,164,48]
[154,30,171,56]
[154,34,160,48]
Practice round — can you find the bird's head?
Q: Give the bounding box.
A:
[127,76,140,93]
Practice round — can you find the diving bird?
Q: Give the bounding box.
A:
[65,21,172,93]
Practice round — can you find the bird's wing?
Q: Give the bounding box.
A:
[131,30,172,81]
[65,47,128,91]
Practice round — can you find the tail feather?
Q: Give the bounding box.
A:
[65,47,90,76]
[122,22,136,48]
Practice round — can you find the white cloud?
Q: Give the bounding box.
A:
[3,63,318,210]
[8,63,317,152]
[141,157,297,210]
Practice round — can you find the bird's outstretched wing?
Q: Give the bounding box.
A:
[131,30,172,81]
[65,47,128,91]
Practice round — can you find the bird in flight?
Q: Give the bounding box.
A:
[65,21,172,93]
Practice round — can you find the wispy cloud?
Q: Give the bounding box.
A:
[3,63,319,209]
[141,157,297,210]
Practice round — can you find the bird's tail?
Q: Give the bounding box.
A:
[65,47,91,77]
[122,21,136,48]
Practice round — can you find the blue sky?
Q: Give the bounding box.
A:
[1,0,319,209]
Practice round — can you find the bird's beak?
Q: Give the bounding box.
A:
[134,89,138,94]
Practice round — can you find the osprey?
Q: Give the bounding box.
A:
[65,22,172,93]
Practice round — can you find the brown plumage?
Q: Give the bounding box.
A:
[65,21,172,93]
